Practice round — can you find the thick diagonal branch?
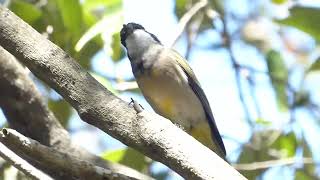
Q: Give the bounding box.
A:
[0,6,245,179]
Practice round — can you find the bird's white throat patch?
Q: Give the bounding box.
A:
[126,30,157,57]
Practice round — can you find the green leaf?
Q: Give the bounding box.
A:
[237,130,280,179]
[307,57,320,72]
[48,99,72,127]
[56,0,84,43]
[255,118,271,126]
[174,0,188,19]
[90,72,118,95]
[101,148,126,162]
[75,9,123,52]
[173,0,215,33]
[276,6,320,42]
[266,50,289,111]
[295,170,314,180]
[79,0,123,50]
[300,138,315,178]
[110,32,125,62]
[272,0,287,4]
[83,0,122,13]
[101,147,149,172]
[9,0,42,25]
[271,132,297,157]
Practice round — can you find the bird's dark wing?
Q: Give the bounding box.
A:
[171,50,226,156]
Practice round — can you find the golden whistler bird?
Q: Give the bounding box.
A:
[120,23,226,158]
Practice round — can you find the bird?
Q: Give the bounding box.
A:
[120,22,226,158]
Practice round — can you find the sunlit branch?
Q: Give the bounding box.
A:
[0,141,53,180]
[169,0,208,47]
[185,12,204,59]
[0,128,133,180]
[233,157,315,171]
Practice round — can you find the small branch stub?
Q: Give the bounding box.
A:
[130,98,144,113]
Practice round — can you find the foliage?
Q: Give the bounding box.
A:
[101,147,150,172]
[276,6,320,42]
[2,0,320,179]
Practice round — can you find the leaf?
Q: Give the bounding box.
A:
[307,57,320,72]
[110,32,125,62]
[237,130,280,179]
[101,147,149,172]
[83,0,122,13]
[76,0,123,52]
[173,0,214,33]
[9,0,42,25]
[48,99,72,127]
[255,118,271,126]
[75,9,123,52]
[272,0,287,4]
[56,0,84,43]
[174,0,188,19]
[301,138,315,178]
[101,148,126,162]
[271,132,297,157]
[276,6,320,42]
[90,72,118,95]
[266,50,289,111]
[295,170,314,180]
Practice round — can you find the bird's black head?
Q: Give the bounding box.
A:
[120,23,145,47]
[120,22,161,47]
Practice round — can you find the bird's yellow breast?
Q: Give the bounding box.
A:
[136,63,206,131]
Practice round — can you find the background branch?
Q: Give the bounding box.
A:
[221,15,254,127]
[233,157,315,171]
[0,142,53,180]
[169,0,208,47]
[0,128,132,180]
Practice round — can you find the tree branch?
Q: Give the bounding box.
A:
[0,141,53,180]
[0,6,245,179]
[0,45,70,150]
[0,45,152,180]
[220,14,254,127]
[169,0,208,47]
[0,128,133,180]
[233,157,315,171]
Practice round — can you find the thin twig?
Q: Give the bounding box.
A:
[185,12,204,59]
[0,142,53,180]
[247,76,262,118]
[169,0,208,47]
[221,18,254,126]
[233,157,314,171]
